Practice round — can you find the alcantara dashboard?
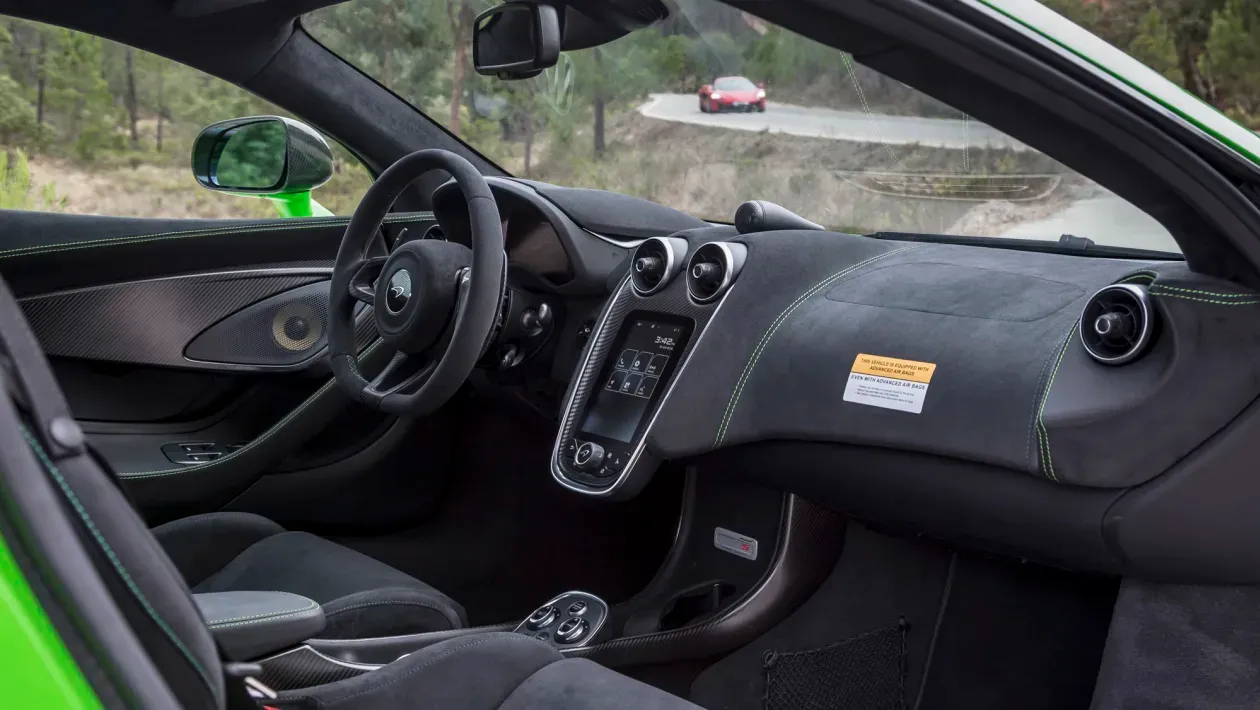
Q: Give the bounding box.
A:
[550,227,1260,587]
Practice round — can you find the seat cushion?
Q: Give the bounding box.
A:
[154,512,466,639]
[278,632,703,710]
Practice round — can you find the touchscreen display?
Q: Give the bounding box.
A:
[579,317,689,444]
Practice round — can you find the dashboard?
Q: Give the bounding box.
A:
[432,176,1260,587]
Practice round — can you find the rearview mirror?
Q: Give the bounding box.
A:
[191,117,333,194]
[473,2,561,80]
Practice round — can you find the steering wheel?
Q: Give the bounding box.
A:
[328,150,505,416]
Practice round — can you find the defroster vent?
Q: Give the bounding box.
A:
[1079,283,1157,365]
[686,242,746,303]
[630,237,688,296]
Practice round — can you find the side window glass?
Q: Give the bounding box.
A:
[0,18,369,217]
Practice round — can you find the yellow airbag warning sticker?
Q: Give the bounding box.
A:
[843,354,936,414]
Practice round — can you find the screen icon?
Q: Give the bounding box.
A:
[630,351,653,373]
[635,376,659,398]
[616,349,637,370]
[645,354,669,377]
[621,373,642,394]
[606,370,627,392]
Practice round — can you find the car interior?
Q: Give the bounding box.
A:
[4,0,1260,708]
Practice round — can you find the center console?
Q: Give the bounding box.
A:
[263,471,844,691]
[552,235,747,499]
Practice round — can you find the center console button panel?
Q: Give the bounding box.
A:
[513,591,608,651]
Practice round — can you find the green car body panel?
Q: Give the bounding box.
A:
[3,0,1260,703]
[263,191,335,219]
[0,533,101,708]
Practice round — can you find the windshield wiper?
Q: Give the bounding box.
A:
[867,231,1182,260]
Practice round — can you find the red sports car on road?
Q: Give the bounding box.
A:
[699,76,766,113]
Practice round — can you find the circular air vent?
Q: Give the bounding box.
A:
[423,224,446,241]
[1079,283,1157,366]
[687,242,746,303]
[630,237,684,296]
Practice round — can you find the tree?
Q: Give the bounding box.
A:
[123,47,139,149]
[1201,0,1260,126]
[592,47,605,156]
[446,0,473,137]
[1129,8,1182,83]
[34,30,44,125]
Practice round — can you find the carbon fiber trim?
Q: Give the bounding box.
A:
[258,645,374,691]
[574,495,845,667]
[19,268,376,371]
[0,211,434,262]
[551,250,726,496]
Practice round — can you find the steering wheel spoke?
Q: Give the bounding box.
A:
[349,256,389,306]
[364,350,436,399]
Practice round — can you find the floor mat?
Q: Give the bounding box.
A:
[914,554,1117,710]
[334,396,683,625]
[689,523,1119,710]
[1091,581,1260,710]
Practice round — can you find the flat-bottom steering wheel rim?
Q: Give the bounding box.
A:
[327,149,504,416]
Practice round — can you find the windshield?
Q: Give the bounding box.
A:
[304,0,1180,254]
[714,77,756,91]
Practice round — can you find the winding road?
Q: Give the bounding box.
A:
[639,93,1029,151]
[637,93,1179,252]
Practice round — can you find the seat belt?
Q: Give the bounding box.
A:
[0,276,275,710]
[0,276,84,461]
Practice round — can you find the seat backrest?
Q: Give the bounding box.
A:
[0,275,224,710]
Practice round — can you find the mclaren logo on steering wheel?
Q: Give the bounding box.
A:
[386,269,413,314]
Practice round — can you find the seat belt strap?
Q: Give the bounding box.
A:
[0,276,82,460]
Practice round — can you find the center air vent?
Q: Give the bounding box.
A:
[1079,283,1157,366]
[630,237,687,296]
[686,242,747,303]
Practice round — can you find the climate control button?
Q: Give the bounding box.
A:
[525,606,558,630]
[555,617,590,644]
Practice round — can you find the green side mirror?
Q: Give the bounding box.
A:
[191,116,333,194]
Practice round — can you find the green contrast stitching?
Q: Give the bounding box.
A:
[1148,289,1260,306]
[19,426,219,700]
[0,212,433,260]
[1149,284,1257,298]
[120,338,383,478]
[1035,324,1076,483]
[713,245,919,447]
[204,600,317,627]
[207,604,319,629]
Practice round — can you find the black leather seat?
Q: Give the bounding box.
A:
[153,512,466,638]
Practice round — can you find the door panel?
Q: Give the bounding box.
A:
[24,270,327,368]
[1,210,441,524]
